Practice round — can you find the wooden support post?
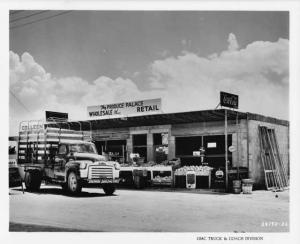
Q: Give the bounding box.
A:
[246,113,250,178]
[236,112,239,179]
[225,109,228,191]
[122,145,125,164]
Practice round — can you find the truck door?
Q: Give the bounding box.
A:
[54,144,68,179]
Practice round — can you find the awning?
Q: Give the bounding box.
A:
[67,109,288,131]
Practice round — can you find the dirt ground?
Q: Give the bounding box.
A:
[9,185,289,232]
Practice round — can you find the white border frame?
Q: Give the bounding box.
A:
[1,1,300,244]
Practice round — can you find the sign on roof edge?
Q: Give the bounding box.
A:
[220,91,239,109]
[87,98,162,120]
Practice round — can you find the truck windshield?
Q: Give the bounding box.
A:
[70,144,98,154]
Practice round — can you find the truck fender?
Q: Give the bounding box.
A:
[65,162,81,180]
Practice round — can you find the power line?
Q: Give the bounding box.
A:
[9,90,32,114]
[10,11,72,30]
[10,10,50,23]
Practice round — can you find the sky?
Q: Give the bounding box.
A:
[9,11,289,135]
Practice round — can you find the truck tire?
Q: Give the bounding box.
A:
[24,171,41,192]
[102,184,116,195]
[67,171,82,194]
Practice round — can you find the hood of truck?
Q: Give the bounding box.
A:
[73,152,106,162]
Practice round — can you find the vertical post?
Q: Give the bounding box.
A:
[126,137,133,162]
[201,135,204,165]
[147,133,154,162]
[236,112,239,179]
[246,113,250,178]
[225,109,228,191]
[26,123,29,162]
[122,145,125,164]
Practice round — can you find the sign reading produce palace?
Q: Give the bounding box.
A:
[87,98,162,119]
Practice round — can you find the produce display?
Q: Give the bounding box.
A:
[119,163,133,167]
[175,165,213,176]
[141,161,157,167]
[152,175,172,184]
[120,158,180,169]
[150,164,171,168]
[119,159,181,187]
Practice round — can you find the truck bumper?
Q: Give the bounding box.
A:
[85,178,120,184]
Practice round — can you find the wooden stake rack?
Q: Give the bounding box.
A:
[18,127,92,165]
[258,126,289,191]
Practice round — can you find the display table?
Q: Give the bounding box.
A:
[146,166,173,186]
[120,164,180,188]
[146,166,172,178]
[174,173,211,189]
[175,166,213,189]
[119,166,140,186]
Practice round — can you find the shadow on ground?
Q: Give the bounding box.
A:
[11,187,117,198]
[9,222,95,232]
[117,187,230,195]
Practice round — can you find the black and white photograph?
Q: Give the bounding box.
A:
[2,0,300,243]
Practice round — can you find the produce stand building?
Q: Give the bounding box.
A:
[66,108,289,190]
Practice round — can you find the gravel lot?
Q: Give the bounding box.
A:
[9,185,289,232]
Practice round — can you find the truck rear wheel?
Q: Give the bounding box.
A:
[102,184,115,195]
[67,171,82,194]
[24,171,41,192]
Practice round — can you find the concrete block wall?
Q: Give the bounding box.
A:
[168,135,176,160]
[92,127,130,141]
[171,120,237,137]
[126,137,133,162]
[235,120,249,169]
[147,133,154,161]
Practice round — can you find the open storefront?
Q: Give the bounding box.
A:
[94,140,127,163]
[175,135,232,167]
[63,109,288,191]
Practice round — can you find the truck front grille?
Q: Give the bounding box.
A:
[89,166,113,179]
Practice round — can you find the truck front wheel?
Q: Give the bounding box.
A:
[102,184,116,195]
[67,171,82,194]
[24,171,41,192]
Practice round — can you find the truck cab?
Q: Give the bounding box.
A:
[50,141,120,194]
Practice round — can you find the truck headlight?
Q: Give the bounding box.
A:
[80,162,87,169]
[114,162,120,170]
